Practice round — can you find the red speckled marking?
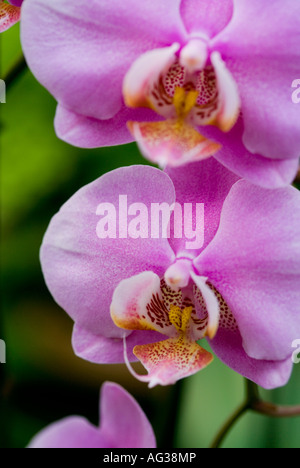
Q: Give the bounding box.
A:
[0,2,21,32]
[134,336,213,385]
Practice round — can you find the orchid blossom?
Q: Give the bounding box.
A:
[40,160,300,389]
[0,0,22,32]
[21,0,300,187]
[28,382,156,448]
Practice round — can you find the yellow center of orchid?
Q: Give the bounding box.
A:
[169,304,193,335]
[173,87,199,121]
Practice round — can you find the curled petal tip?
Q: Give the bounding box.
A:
[206,324,219,340]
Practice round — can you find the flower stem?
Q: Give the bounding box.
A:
[252,400,300,418]
[210,400,249,449]
[210,379,300,448]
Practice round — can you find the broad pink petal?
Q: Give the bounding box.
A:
[72,325,164,364]
[195,180,300,361]
[21,0,186,121]
[165,158,239,257]
[54,104,159,148]
[210,328,293,390]
[40,166,175,342]
[28,417,108,448]
[99,382,156,448]
[9,0,23,6]
[180,0,233,38]
[213,0,300,160]
[202,119,299,188]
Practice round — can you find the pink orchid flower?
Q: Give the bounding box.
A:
[0,0,23,32]
[28,382,156,448]
[21,0,300,187]
[40,160,300,389]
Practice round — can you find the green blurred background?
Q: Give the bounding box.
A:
[1,24,299,449]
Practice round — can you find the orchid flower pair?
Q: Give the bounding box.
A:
[5,0,300,398]
[28,382,156,448]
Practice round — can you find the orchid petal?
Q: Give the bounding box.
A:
[201,119,299,188]
[40,166,175,359]
[165,158,239,257]
[28,417,108,449]
[123,44,180,110]
[180,0,234,39]
[195,180,300,361]
[191,273,220,339]
[110,271,176,338]
[72,324,164,364]
[99,382,156,448]
[213,0,300,160]
[54,104,159,149]
[21,0,186,121]
[28,382,156,448]
[210,328,293,390]
[9,0,23,6]
[210,51,240,132]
